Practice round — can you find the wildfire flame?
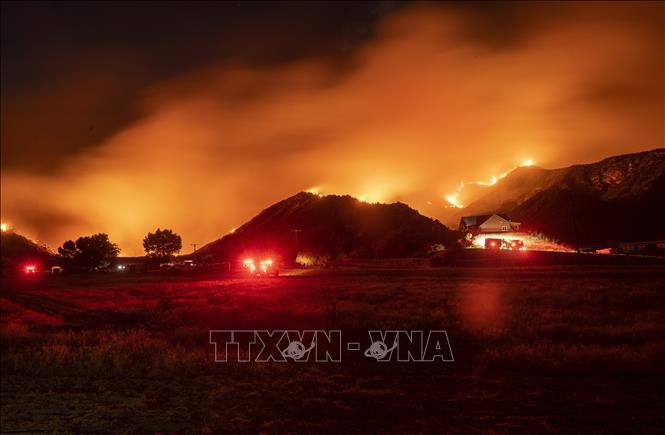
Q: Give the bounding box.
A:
[306,187,323,197]
[444,193,463,208]
[444,160,535,208]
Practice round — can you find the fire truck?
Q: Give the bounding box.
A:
[484,238,524,250]
[242,258,279,277]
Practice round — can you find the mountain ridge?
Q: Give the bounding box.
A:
[196,192,459,262]
[444,148,665,245]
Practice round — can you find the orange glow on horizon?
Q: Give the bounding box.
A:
[2,2,661,255]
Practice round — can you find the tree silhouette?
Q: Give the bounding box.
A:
[56,233,120,272]
[56,240,78,270]
[143,228,182,260]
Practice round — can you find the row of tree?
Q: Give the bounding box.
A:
[56,228,182,271]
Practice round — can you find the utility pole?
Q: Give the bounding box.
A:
[291,229,302,254]
[567,189,583,268]
[568,190,580,254]
[191,243,199,252]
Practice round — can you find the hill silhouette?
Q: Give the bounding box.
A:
[445,149,665,246]
[196,192,458,262]
[1,231,54,275]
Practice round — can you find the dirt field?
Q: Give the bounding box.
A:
[2,266,664,433]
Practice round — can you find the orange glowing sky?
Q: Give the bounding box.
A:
[1,2,663,255]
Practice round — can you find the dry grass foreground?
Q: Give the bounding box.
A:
[1,267,664,433]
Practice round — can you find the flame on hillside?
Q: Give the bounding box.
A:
[306,187,324,197]
[444,160,535,208]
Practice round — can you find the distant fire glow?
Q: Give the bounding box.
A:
[306,187,324,197]
[444,193,463,209]
[355,192,387,204]
[1,1,662,256]
[445,160,535,208]
[0,223,7,232]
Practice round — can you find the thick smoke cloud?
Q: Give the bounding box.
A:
[1,3,663,255]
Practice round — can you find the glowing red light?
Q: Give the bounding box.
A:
[242,256,277,276]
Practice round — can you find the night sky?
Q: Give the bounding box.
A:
[2,1,663,254]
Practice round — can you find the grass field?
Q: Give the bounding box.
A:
[2,266,664,433]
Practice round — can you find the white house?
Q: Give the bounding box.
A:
[459,214,521,234]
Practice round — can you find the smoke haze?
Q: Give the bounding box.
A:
[2,2,663,254]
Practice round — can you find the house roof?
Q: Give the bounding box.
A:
[460,214,491,227]
[459,213,512,227]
